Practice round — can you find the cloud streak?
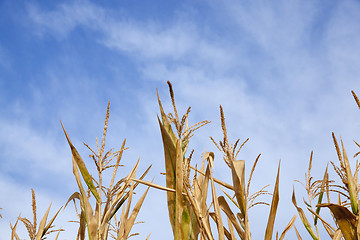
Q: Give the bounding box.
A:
[0,0,359,238]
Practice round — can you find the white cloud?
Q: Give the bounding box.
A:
[27,1,104,39]
[17,0,360,238]
[0,118,74,190]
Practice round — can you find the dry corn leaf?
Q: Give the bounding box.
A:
[35,203,51,240]
[293,225,302,240]
[61,122,101,203]
[72,156,97,239]
[265,162,280,240]
[42,206,63,238]
[104,159,140,226]
[227,217,237,240]
[333,229,342,240]
[218,196,245,239]
[352,91,360,110]
[201,160,211,213]
[10,217,21,240]
[209,165,225,240]
[131,178,177,193]
[332,133,359,215]
[191,165,234,191]
[121,187,150,240]
[54,229,61,240]
[341,138,359,215]
[230,160,246,219]
[278,215,296,240]
[317,203,357,240]
[175,139,184,240]
[183,186,214,240]
[306,207,336,235]
[209,213,230,239]
[157,90,177,145]
[158,117,177,229]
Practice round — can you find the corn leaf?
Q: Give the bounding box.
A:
[209,165,225,240]
[35,203,51,240]
[61,122,101,203]
[218,196,245,239]
[294,225,302,240]
[231,160,246,219]
[265,161,280,240]
[122,186,150,239]
[175,139,184,240]
[72,156,97,240]
[292,188,319,240]
[158,117,177,230]
[341,139,359,215]
[278,215,296,240]
[42,206,62,237]
[10,218,21,240]
[333,229,342,240]
[317,203,357,240]
[314,165,328,225]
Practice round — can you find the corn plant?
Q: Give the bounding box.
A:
[61,101,151,240]
[10,189,63,240]
[210,105,296,240]
[135,81,295,239]
[293,90,360,240]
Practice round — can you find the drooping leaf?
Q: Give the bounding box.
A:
[317,203,357,240]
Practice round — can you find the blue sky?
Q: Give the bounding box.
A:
[1,0,360,239]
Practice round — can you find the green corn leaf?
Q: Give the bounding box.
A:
[314,165,328,225]
[292,188,319,240]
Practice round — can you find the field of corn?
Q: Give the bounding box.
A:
[3,82,360,240]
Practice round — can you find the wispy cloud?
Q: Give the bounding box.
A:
[1,0,358,238]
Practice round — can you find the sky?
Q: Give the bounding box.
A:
[1,0,360,239]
